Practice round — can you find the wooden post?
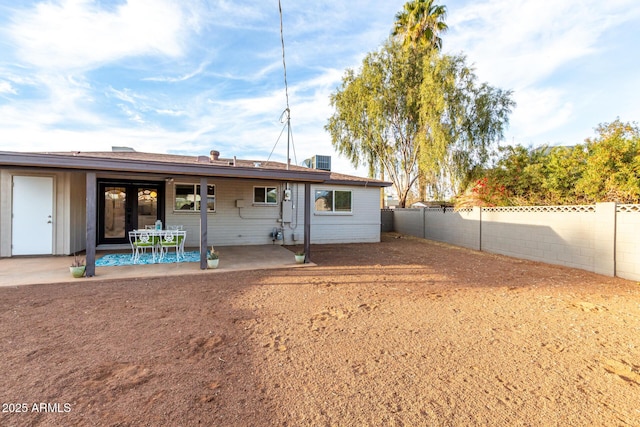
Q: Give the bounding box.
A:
[304,182,311,263]
[85,172,97,277]
[200,177,208,270]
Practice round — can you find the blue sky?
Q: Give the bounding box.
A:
[0,0,639,177]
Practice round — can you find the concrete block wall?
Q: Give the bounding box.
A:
[481,206,597,272]
[393,209,425,237]
[390,203,640,280]
[424,207,480,250]
[380,209,394,232]
[616,205,640,281]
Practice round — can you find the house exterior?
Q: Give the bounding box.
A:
[0,149,390,275]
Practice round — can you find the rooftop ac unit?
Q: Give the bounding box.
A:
[303,155,331,171]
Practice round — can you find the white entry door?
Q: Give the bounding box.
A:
[12,176,54,255]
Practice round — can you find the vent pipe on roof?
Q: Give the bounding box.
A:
[112,146,136,152]
[210,150,220,161]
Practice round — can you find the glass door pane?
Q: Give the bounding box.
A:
[137,187,158,229]
[104,186,126,238]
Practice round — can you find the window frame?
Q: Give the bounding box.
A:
[173,183,216,212]
[314,189,353,214]
[253,186,278,205]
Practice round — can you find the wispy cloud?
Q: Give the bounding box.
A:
[447,0,636,88]
[0,80,17,95]
[446,0,640,144]
[143,61,211,83]
[6,0,195,71]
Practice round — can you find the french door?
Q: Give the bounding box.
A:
[98,180,164,245]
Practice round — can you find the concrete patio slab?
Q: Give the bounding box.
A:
[0,245,312,287]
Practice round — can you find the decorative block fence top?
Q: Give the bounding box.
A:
[617,204,640,213]
[483,205,596,213]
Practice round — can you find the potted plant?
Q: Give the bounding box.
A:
[69,254,86,278]
[294,251,305,264]
[207,246,219,269]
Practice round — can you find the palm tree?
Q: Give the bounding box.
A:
[393,0,448,51]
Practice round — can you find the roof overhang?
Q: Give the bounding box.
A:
[324,178,390,188]
[0,151,330,183]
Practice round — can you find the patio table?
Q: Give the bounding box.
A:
[130,229,187,263]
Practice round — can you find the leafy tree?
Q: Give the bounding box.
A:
[455,176,508,208]
[393,0,448,201]
[326,38,514,207]
[576,119,640,203]
[392,0,448,51]
[542,146,586,204]
[419,54,515,197]
[490,144,547,204]
[326,40,423,207]
[471,119,640,206]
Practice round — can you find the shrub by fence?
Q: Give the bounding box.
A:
[387,203,640,281]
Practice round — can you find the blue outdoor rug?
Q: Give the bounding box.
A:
[96,251,201,266]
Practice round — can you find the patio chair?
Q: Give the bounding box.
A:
[129,230,157,263]
[159,230,185,262]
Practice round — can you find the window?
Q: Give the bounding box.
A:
[254,186,277,205]
[174,184,215,212]
[315,189,352,213]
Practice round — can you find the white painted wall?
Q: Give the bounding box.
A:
[164,178,382,247]
[308,184,382,244]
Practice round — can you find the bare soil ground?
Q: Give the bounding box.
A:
[1,233,639,426]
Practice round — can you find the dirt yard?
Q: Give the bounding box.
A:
[1,233,639,426]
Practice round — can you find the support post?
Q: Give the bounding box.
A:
[304,182,311,262]
[199,178,208,270]
[85,172,97,277]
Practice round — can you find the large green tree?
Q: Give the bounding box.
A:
[326,38,515,207]
[326,40,423,207]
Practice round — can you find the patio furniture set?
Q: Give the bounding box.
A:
[128,225,186,264]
